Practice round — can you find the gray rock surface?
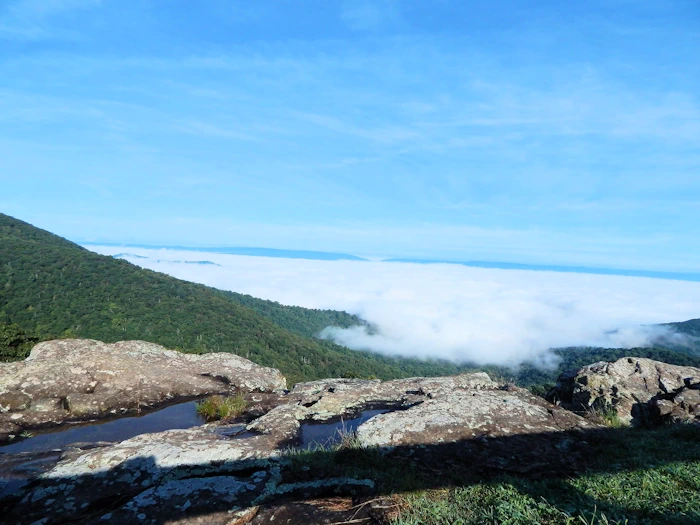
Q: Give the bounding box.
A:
[357,387,595,448]
[0,339,286,442]
[1,369,599,524]
[1,425,282,524]
[548,357,700,425]
[248,373,499,441]
[0,423,374,525]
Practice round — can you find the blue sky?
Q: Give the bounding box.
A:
[1,0,699,271]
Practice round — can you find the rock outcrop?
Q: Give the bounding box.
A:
[0,339,286,442]
[1,370,600,524]
[548,357,700,425]
[247,373,498,441]
[248,374,595,446]
[356,387,593,447]
[1,425,283,524]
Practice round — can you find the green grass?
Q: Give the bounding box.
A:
[392,485,583,525]
[389,425,700,525]
[585,404,627,428]
[280,424,700,525]
[195,394,247,421]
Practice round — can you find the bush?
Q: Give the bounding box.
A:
[0,323,39,362]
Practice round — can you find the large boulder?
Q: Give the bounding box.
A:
[548,357,700,425]
[357,387,594,447]
[0,339,286,442]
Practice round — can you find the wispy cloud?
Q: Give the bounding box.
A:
[340,0,401,31]
[0,0,102,40]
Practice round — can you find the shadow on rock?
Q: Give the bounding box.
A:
[2,424,699,525]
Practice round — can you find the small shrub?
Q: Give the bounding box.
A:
[333,424,365,451]
[586,404,626,428]
[196,394,247,421]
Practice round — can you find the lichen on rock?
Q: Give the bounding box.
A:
[548,357,700,425]
[0,339,286,442]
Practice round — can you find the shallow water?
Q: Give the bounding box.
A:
[300,409,388,449]
[0,400,205,455]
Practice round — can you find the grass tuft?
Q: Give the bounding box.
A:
[585,404,627,428]
[195,394,247,421]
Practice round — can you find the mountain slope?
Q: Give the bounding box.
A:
[0,214,465,384]
[3,213,699,389]
[666,318,700,338]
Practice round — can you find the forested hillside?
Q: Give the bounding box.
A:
[666,318,700,339]
[228,293,370,339]
[0,213,465,384]
[2,213,699,389]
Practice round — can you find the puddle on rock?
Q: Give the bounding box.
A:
[0,450,64,499]
[300,409,389,450]
[0,400,205,455]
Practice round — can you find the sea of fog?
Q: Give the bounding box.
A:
[87,245,700,367]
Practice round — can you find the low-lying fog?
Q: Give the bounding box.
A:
[90,246,700,367]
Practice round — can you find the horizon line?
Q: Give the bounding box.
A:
[81,242,700,283]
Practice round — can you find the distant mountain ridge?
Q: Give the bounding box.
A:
[666,317,700,335]
[114,256,222,266]
[84,242,367,261]
[384,258,700,283]
[90,244,700,282]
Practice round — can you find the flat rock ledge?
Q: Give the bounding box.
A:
[548,357,700,425]
[1,372,598,524]
[0,339,286,442]
[247,373,595,445]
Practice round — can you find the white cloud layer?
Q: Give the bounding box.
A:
[89,246,700,367]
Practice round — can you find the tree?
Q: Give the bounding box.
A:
[0,323,39,362]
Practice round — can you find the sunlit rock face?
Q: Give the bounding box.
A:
[548,357,700,425]
[356,387,595,448]
[0,339,286,442]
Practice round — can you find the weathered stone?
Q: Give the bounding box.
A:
[357,387,595,448]
[99,475,269,524]
[0,339,286,442]
[0,420,21,439]
[652,387,700,424]
[675,388,700,407]
[247,403,306,442]
[226,506,260,525]
[27,398,64,413]
[1,425,283,524]
[249,373,499,442]
[548,357,700,425]
[0,392,32,412]
[654,399,675,417]
[1,367,599,524]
